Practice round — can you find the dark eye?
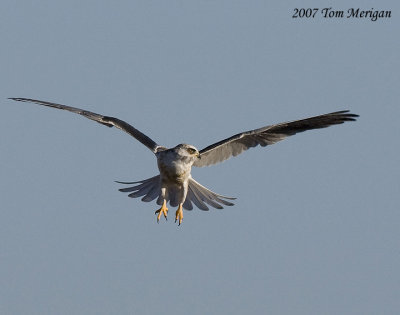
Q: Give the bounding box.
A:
[187,148,196,154]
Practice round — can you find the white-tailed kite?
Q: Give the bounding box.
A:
[9,98,358,225]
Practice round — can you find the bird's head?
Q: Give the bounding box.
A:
[174,144,200,162]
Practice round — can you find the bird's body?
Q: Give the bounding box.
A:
[9,98,358,225]
[157,145,195,185]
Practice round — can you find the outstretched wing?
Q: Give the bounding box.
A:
[9,98,164,154]
[194,110,358,167]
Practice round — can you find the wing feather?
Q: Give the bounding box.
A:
[194,110,358,167]
[9,98,163,153]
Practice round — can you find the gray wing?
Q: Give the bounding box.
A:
[9,98,164,154]
[194,110,358,167]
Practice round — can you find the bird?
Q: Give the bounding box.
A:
[9,98,358,225]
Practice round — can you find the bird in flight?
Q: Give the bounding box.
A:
[9,98,358,225]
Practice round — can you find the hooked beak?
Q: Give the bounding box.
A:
[196,152,201,159]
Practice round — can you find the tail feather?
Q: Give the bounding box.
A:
[116,175,159,193]
[189,184,222,210]
[116,175,161,202]
[141,184,160,202]
[116,175,235,211]
[185,177,236,211]
[127,181,154,198]
[186,185,209,210]
[118,181,152,193]
[182,197,193,210]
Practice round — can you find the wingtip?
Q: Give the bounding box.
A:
[115,180,136,184]
[8,97,26,102]
[344,110,359,117]
[334,110,359,121]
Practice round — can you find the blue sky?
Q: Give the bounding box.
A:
[1,1,399,314]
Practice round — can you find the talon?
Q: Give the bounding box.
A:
[155,200,168,223]
[175,204,183,226]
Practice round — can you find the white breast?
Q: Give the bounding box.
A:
[157,151,192,184]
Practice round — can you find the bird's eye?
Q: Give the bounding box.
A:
[187,148,196,154]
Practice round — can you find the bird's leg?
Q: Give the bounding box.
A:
[175,204,183,226]
[155,199,168,222]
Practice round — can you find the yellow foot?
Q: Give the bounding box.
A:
[155,200,168,223]
[175,204,183,226]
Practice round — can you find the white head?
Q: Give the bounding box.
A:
[173,144,200,163]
